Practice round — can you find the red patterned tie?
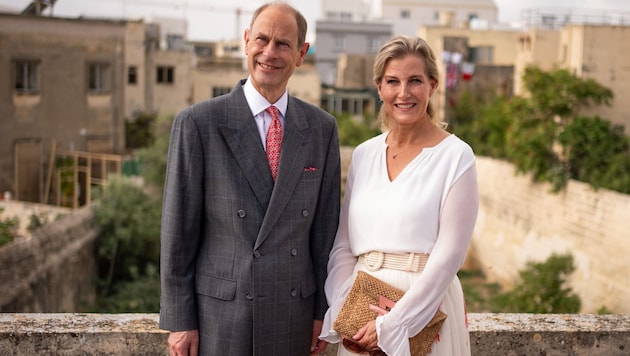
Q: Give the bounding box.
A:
[265,106,283,181]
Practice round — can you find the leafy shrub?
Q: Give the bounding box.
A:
[452,92,513,159]
[92,176,161,298]
[0,208,18,246]
[92,264,160,313]
[558,116,630,193]
[335,112,380,147]
[126,112,157,150]
[27,213,48,233]
[91,121,167,312]
[458,269,502,313]
[491,253,581,313]
[135,114,174,190]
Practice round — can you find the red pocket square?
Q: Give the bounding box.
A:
[304,167,319,171]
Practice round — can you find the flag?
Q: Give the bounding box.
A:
[461,62,475,81]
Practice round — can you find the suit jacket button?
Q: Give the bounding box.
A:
[291,289,298,297]
[301,209,309,217]
[245,292,253,300]
[237,209,246,218]
[291,249,297,256]
[253,250,261,258]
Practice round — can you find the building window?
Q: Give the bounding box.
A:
[368,38,380,53]
[157,66,174,84]
[333,36,346,51]
[212,86,232,97]
[325,11,352,21]
[14,60,39,93]
[469,46,494,64]
[340,12,352,21]
[166,34,186,50]
[400,9,410,19]
[128,66,137,85]
[88,63,110,93]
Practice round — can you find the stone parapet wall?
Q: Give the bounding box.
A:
[471,157,630,314]
[1,313,628,355]
[0,205,97,312]
[0,200,71,237]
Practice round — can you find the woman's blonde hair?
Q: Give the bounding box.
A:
[373,35,446,131]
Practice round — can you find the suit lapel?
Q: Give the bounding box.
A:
[218,84,313,249]
[254,98,311,249]
[219,84,274,210]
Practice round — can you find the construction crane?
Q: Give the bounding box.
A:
[22,0,58,16]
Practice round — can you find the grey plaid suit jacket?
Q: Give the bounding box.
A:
[159,79,341,355]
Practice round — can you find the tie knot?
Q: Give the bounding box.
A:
[266,106,280,120]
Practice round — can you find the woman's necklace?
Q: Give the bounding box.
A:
[388,131,428,160]
[389,143,421,160]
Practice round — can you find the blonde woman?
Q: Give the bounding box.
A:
[320,35,478,355]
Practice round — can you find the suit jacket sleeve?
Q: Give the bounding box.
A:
[311,109,341,320]
[159,108,203,331]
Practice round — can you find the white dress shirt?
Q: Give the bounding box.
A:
[242,76,287,150]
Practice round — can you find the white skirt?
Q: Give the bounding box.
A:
[336,262,471,356]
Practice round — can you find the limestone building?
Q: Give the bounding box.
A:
[0,7,322,206]
[514,24,630,135]
[0,13,160,203]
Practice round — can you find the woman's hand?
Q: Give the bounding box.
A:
[352,320,380,352]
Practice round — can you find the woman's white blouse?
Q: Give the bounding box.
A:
[320,132,479,355]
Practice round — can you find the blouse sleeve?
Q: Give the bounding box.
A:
[376,164,479,356]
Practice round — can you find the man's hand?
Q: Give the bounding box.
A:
[168,330,199,356]
[310,320,328,355]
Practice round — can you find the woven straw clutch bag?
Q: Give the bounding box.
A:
[333,271,447,356]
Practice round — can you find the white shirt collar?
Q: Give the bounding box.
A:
[243,76,288,118]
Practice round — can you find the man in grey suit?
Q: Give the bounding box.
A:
[159,2,340,355]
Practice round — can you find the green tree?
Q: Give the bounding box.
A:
[506,66,615,191]
[135,114,174,189]
[92,176,161,297]
[125,112,157,150]
[91,115,169,312]
[520,67,612,120]
[336,112,380,147]
[452,66,629,193]
[492,253,581,313]
[558,116,630,193]
[505,96,569,190]
[93,264,161,313]
[452,91,513,159]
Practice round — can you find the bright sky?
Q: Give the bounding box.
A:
[1,0,629,42]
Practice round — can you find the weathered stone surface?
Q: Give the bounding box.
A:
[0,205,97,313]
[472,157,630,315]
[0,314,168,355]
[1,313,629,355]
[468,313,629,355]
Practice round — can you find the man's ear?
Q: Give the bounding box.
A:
[243,29,250,55]
[296,42,310,67]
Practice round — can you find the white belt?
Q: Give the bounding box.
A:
[358,251,429,272]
